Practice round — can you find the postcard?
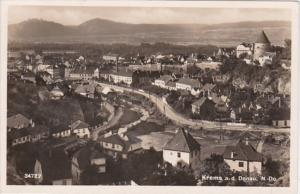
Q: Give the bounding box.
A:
[0,1,298,194]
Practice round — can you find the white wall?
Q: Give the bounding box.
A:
[163,149,190,167]
[224,159,262,174]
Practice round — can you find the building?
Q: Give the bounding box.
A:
[109,70,133,85]
[8,125,49,146]
[199,83,216,97]
[70,120,90,138]
[72,146,106,184]
[163,129,201,169]
[98,131,142,159]
[154,75,173,88]
[195,61,222,70]
[236,43,253,58]
[253,30,271,61]
[68,67,99,80]
[51,125,71,138]
[272,120,290,128]
[34,148,72,185]
[50,86,64,100]
[258,52,276,66]
[191,97,215,115]
[74,84,96,99]
[7,113,31,131]
[103,53,119,62]
[176,78,202,91]
[21,72,36,84]
[223,140,263,175]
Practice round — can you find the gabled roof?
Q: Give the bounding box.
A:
[200,83,216,91]
[70,120,89,130]
[192,97,215,107]
[163,129,201,153]
[7,114,31,129]
[223,141,263,162]
[156,75,173,82]
[110,70,134,77]
[98,133,141,152]
[255,30,271,44]
[177,78,201,88]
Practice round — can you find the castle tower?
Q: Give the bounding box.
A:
[253,30,271,61]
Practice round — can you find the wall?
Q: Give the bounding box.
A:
[163,149,190,167]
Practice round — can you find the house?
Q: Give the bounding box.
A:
[212,74,231,84]
[223,140,263,175]
[258,52,276,66]
[68,67,99,80]
[7,113,31,131]
[216,47,235,58]
[8,127,32,146]
[98,131,142,159]
[191,97,215,115]
[103,53,119,62]
[72,146,106,184]
[209,93,228,113]
[70,120,90,138]
[21,72,36,84]
[34,148,72,185]
[163,128,201,169]
[8,125,49,146]
[154,75,173,88]
[74,84,95,99]
[195,61,222,70]
[199,83,216,97]
[236,43,253,58]
[45,65,61,79]
[176,78,202,91]
[50,86,64,100]
[28,125,50,143]
[51,125,71,138]
[109,70,134,85]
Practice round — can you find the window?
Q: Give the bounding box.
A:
[191,152,193,158]
[177,152,181,158]
[284,120,287,126]
[170,152,172,155]
[112,144,115,149]
[238,162,244,167]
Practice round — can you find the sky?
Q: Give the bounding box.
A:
[8,6,291,25]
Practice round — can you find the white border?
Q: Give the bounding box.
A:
[0,1,298,194]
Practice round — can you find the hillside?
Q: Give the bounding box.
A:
[8,18,291,46]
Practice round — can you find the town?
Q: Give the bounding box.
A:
[7,30,291,186]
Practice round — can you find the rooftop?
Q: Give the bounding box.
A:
[7,114,31,129]
[223,140,263,162]
[177,78,201,88]
[255,30,271,44]
[163,128,201,153]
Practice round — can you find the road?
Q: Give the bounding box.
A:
[91,106,124,140]
[96,82,290,134]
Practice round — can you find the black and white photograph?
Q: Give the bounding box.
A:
[0,1,299,193]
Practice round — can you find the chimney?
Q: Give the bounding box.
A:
[231,152,234,159]
[245,137,249,145]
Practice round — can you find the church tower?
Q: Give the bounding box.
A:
[253,30,271,61]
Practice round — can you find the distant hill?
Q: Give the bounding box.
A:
[8,18,291,46]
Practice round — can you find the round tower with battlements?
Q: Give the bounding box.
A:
[253,30,271,61]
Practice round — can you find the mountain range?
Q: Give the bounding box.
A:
[8,18,291,46]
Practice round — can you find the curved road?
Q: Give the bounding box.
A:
[96,82,290,134]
